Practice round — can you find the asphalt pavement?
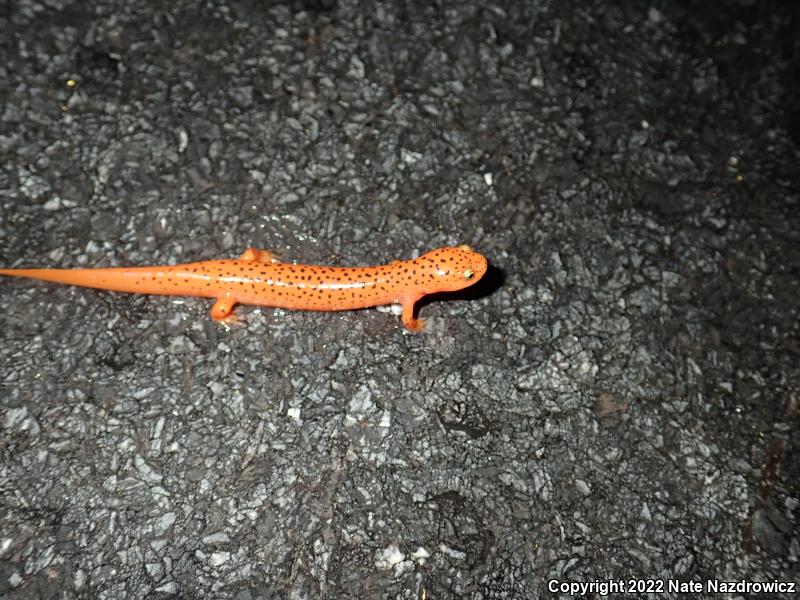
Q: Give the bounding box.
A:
[1,1,798,598]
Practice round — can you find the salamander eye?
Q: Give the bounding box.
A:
[464,269,474,280]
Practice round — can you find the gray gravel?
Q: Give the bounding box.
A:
[1,0,798,598]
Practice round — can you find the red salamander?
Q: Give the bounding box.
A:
[0,245,488,331]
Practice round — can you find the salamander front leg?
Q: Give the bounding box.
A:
[401,297,426,332]
[239,248,282,264]
[210,295,239,324]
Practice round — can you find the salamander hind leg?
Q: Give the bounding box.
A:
[401,299,427,332]
[239,248,282,264]
[210,296,239,324]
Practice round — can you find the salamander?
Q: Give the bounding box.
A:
[0,245,488,331]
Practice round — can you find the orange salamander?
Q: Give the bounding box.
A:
[0,245,488,331]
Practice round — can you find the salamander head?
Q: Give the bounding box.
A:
[418,245,488,292]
